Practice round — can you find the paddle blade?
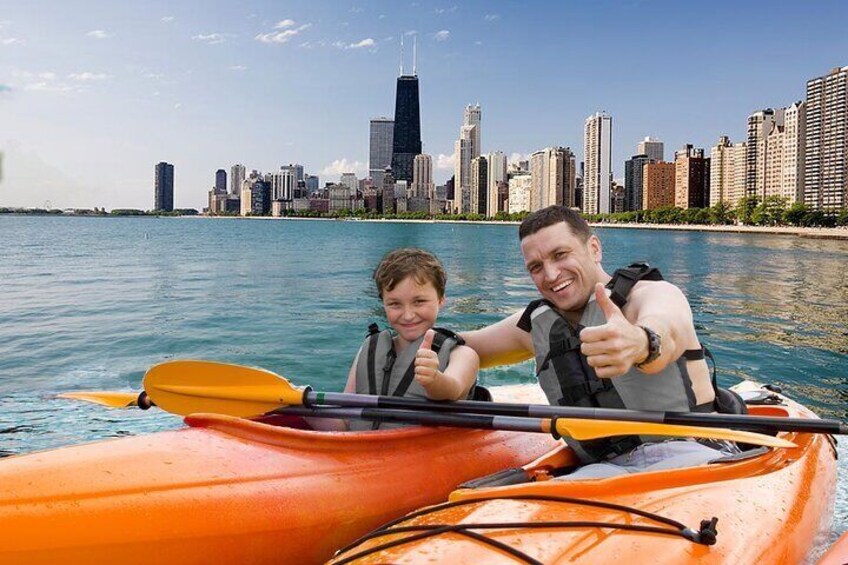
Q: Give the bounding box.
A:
[553,418,796,449]
[143,360,305,417]
[57,391,141,408]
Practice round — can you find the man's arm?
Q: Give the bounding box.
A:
[459,311,535,369]
[580,281,697,378]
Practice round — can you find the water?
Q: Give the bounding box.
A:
[1,215,846,540]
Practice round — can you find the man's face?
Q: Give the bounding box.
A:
[520,222,602,314]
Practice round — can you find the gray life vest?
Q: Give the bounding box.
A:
[350,324,470,431]
[518,263,723,463]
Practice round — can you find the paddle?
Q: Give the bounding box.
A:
[275,405,795,447]
[144,360,847,436]
[139,360,796,448]
[58,391,154,409]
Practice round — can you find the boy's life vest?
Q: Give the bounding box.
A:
[351,325,488,431]
[517,263,746,463]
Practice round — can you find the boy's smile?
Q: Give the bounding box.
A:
[382,276,445,349]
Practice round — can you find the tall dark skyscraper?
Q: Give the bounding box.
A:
[214,169,227,194]
[154,161,174,212]
[390,72,421,182]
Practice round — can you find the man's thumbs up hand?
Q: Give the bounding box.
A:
[579,284,650,378]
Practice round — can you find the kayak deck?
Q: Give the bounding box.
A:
[330,384,839,565]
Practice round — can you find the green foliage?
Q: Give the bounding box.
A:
[783,202,808,226]
[734,196,759,225]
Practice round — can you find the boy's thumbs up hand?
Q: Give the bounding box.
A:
[579,283,650,378]
[415,330,440,386]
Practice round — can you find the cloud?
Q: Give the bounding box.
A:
[404,30,417,36]
[509,152,530,164]
[334,38,376,50]
[174,103,182,109]
[320,158,367,178]
[143,71,164,80]
[86,30,114,39]
[435,6,458,14]
[484,14,500,21]
[274,19,296,29]
[68,72,110,81]
[1,37,21,45]
[434,30,450,41]
[436,152,456,170]
[378,14,385,19]
[192,33,233,45]
[161,16,174,23]
[255,22,311,44]
[229,64,247,71]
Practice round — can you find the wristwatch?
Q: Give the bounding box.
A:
[636,326,661,368]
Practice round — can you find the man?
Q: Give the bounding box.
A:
[461,205,738,479]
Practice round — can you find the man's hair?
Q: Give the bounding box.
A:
[518,205,593,242]
[374,248,447,299]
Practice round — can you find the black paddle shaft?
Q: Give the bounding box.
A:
[306,390,847,435]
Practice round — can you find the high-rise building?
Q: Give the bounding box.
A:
[454,105,482,214]
[411,154,434,200]
[637,137,664,163]
[304,174,319,195]
[369,117,394,190]
[528,147,576,212]
[470,155,488,215]
[584,112,613,214]
[215,169,227,195]
[230,164,245,196]
[710,136,747,207]
[804,66,848,211]
[154,161,174,212]
[781,101,806,204]
[529,149,548,212]
[486,151,507,216]
[554,147,577,209]
[508,174,532,214]
[390,74,422,182]
[624,154,653,211]
[643,162,676,210]
[340,173,358,195]
[281,164,304,183]
[746,108,785,199]
[674,145,710,209]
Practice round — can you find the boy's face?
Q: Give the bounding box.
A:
[382,275,445,346]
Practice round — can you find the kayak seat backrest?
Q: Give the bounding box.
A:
[716,387,748,415]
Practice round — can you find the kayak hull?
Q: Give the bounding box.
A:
[0,412,557,564]
[330,383,838,565]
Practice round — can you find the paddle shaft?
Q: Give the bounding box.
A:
[306,390,848,435]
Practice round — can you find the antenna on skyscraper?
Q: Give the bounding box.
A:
[399,35,404,76]
[413,34,417,76]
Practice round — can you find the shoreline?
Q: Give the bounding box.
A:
[194,214,848,240]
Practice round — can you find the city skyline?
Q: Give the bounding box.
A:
[2,1,848,209]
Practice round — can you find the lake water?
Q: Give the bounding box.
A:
[1,215,846,542]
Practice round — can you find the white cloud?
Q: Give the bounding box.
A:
[404,30,417,36]
[435,6,458,14]
[436,152,456,170]
[335,38,376,50]
[378,14,386,19]
[434,30,450,41]
[229,64,247,71]
[256,22,311,44]
[484,14,500,21]
[509,152,530,164]
[274,19,296,29]
[69,72,110,81]
[161,16,174,23]
[192,33,232,45]
[320,158,367,178]
[174,103,182,109]
[1,37,21,45]
[86,30,114,39]
[475,40,483,46]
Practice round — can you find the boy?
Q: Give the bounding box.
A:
[340,248,480,431]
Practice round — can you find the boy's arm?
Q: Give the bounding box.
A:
[414,333,479,401]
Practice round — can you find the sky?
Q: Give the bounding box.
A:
[2,0,848,210]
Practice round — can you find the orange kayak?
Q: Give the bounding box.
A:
[330,382,839,564]
[0,411,556,564]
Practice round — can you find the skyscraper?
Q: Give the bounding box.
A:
[230,164,245,197]
[154,161,174,212]
[369,117,394,190]
[215,169,227,194]
[454,104,482,214]
[710,136,747,207]
[746,108,784,199]
[674,145,710,209]
[625,154,653,211]
[637,137,664,163]
[486,151,507,216]
[464,104,482,156]
[390,46,422,183]
[411,153,434,200]
[470,155,488,215]
[804,66,848,211]
[583,112,613,214]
